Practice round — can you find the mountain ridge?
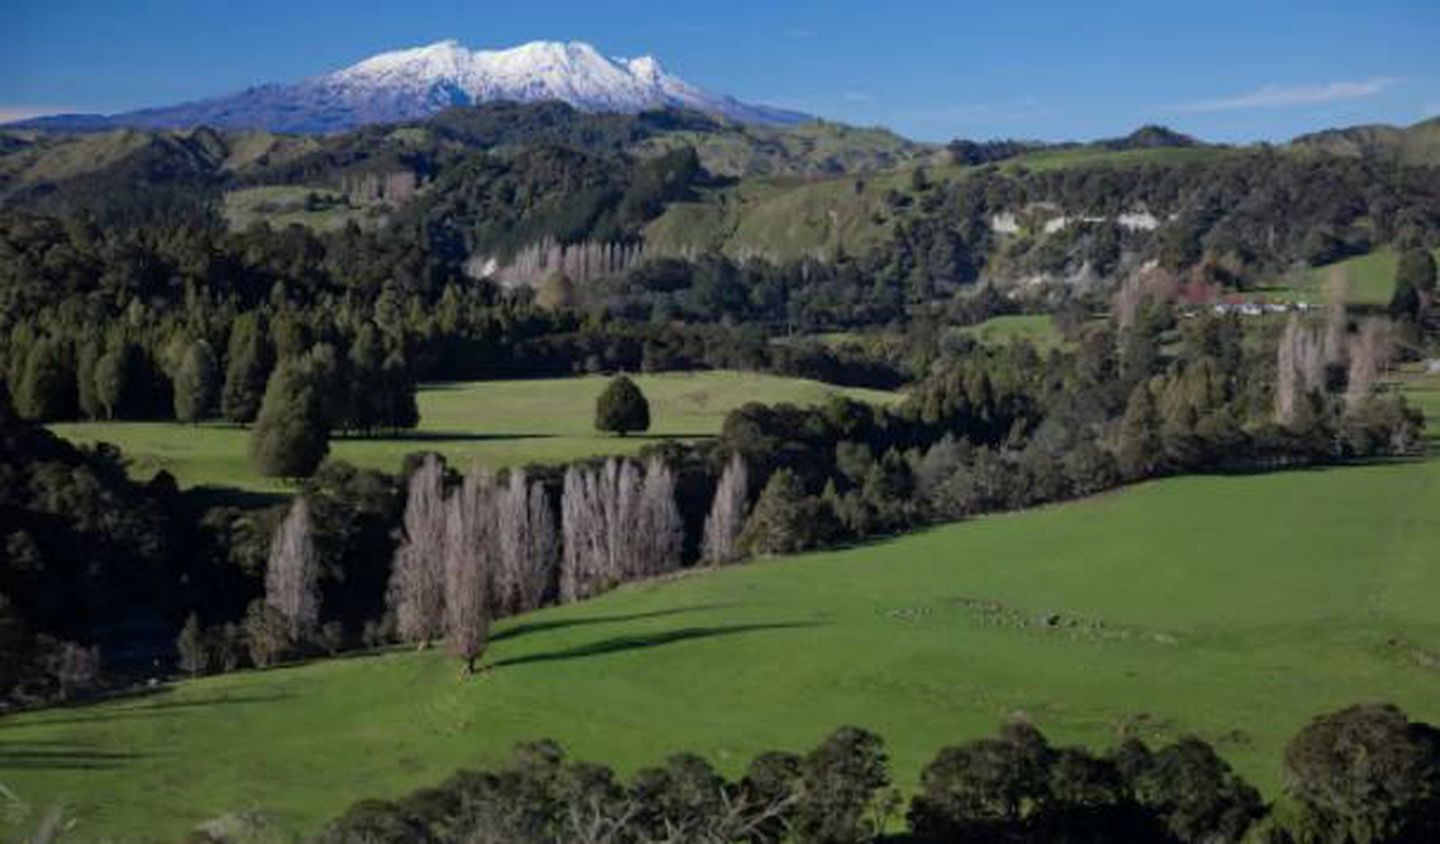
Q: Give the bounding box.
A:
[16,39,811,134]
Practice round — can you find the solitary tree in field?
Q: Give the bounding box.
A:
[443,467,494,673]
[387,455,448,647]
[264,496,321,641]
[702,453,750,564]
[595,375,650,437]
[250,357,330,478]
[173,339,219,424]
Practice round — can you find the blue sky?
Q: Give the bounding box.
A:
[4,0,1437,142]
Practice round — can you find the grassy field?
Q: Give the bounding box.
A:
[1253,247,1440,306]
[954,314,1064,349]
[6,375,1438,841]
[47,372,898,492]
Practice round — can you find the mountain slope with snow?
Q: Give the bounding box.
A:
[21,40,809,134]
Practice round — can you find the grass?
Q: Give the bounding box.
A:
[1252,247,1440,307]
[221,185,385,233]
[47,372,899,492]
[954,314,1064,349]
[6,375,1438,840]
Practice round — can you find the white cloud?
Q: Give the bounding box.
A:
[1174,78,1400,113]
[0,105,71,124]
[843,91,874,104]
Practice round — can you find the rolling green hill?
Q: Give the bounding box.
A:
[47,372,899,492]
[7,374,1438,841]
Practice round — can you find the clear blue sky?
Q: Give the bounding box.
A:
[4,0,1437,142]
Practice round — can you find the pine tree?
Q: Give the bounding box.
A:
[702,453,750,564]
[1116,383,1163,480]
[595,375,650,436]
[93,340,137,420]
[388,455,448,647]
[263,496,321,641]
[173,339,219,424]
[15,338,76,421]
[249,358,330,478]
[222,313,274,424]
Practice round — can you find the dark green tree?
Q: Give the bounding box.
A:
[249,357,330,478]
[221,313,274,425]
[739,468,839,555]
[1116,383,1163,481]
[595,374,650,437]
[794,726,893,844]
[15,338,76,421]
[172,339,219,424]
[93,340,139,421]
[1284,703,1440,843]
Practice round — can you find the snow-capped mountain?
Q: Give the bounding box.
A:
[21,40,809,133]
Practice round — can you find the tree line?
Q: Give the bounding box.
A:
[314,702,1440,844]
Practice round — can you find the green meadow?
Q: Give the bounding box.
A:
[47,372,897,492]
[5,376,1437,841]
[1256,247,1440,306]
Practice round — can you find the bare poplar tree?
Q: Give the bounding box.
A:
[523,480,559,611]
[495,469,530,616]
[702,453,750,565]
[388,454,447,647]
[561,465,604,602]
[605,459,644,580]
[444,466,494,673]
[1346,317,1391,409]
[1275,314,1326,425]
[639,457,683,576]
[264,496,320,641]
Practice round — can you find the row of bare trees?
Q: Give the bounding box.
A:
[385,456,561,671]
[260,451,752,673]
[1273,274,1393,424]
[559,457,684,602]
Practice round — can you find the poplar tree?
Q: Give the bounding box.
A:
[264,496,321,642]
[443,467,494,673]
[702,453,750,564]
[387,455,447,647]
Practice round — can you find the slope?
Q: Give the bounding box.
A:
[6,377,1438,841]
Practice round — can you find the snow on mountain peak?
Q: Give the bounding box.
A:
[315,39,801,125]
[17,38,810,133]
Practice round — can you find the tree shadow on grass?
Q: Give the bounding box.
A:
[491,603,736,644]
[0,691,290,731]
[0,742,143,770]
[334,431,558,444]
[489,621,818,670]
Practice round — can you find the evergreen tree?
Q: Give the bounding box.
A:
[740,469,834,555]
[172,339,219,424]
[221,313,274,425]
[249,357,330,478]
[93,340,138,421]
[1116,383,1163,481]
[595,374,650,437]
[380,350,419,433]
[15,338,76,421]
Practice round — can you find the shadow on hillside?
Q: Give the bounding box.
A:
[489,621,817,670]
[0,691,290,731]
[333,431,557,443]
[0,741,143,770]
[492,603,736,644]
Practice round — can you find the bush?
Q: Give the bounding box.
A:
[594,374,650,436]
